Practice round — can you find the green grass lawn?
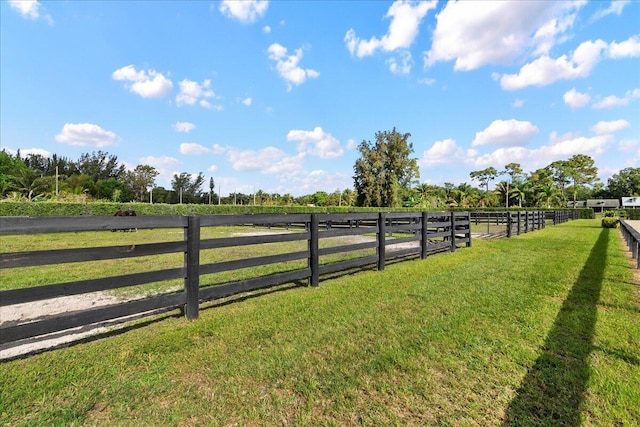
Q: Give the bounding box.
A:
[1,219,638,426]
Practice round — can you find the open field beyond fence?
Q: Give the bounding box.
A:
[0,219,637,426]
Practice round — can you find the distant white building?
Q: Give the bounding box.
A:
[622,197,640,208]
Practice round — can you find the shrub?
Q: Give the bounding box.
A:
[601,217,619,228]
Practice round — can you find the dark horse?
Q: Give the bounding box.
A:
[112,210,137,232]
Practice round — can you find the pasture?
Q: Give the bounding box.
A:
[0,219,638,426]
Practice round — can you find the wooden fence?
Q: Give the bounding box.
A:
[470,210,578,238]
[620,219,640,269]
[0,211,471,345]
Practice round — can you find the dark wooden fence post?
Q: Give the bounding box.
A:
[450,211,456,252]
[421,211,428,259]
[185,215,200,320]
[310,214,319,287]
[378,212,386,271]
[507,211,512,238]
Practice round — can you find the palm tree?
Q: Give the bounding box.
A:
[13,169,49,201]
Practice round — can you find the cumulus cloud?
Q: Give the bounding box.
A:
[3,147,52,158]
[180,143,211,155]
[263,25,271,33]
[139,155,180,169]
[219,0,268,23]
[174,122,195,133]
[55,123,117,147]
[512,99,525,108]
[592,88,640,109]
[241,97,252,106]
[472,119,539,147]
[227,146,303,174]
[112,65,173,98]
[424,2,583,71]
[267,43,319,90]
[500,36,640,90]
[8,0,53,24]
[590,119,631,135]
[563,88,591,108]
[608,35,640,58]
[176,79,216,107]
[345,0,436,58]
[420,139,475,166]
[286,127,344,159]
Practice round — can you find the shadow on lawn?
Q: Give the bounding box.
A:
[503,228,609,426]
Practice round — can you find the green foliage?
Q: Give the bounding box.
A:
[601,217,619,228]
[353,128,419,207]
[1,221,637,425]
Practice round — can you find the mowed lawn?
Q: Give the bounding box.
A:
[1,219,638,426]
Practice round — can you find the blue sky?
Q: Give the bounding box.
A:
[1,0,639,197]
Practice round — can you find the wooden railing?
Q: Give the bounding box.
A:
[0,211,471,345]
[620,219,640,269]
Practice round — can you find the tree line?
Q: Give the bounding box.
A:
[1,129,638,209]
[0,150,358,206]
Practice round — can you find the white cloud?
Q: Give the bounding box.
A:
[139,155,180,169]
[211,144,227,155]
[417,77,436,86]
[512,99,525,108]
[267,43,319,90]
[286,127,344,159]
[424,2,583,71]
[590,119,630,135]
[55,123,117,147]
[112,65,173,98]
[563,88,591,108]
[345,0,436,58]
[618,138,640,154]
[472,119,539,147]
[241,97,252,106]
[346,138,357,150]
[608,35,640,58]
[420,139,475,166]
[387,51,414,74]
[174,122,195,133]
[208,164,218,173]
[592,88,640,109]
[180,143,211,155]
[8,0,53,24]
[176,79,216,107]
[500,35,640,90]
[591,0,630,21]
[219,0,268,23]
[3,147,52,158]
[262,25,271,33]
[227,146,303,174]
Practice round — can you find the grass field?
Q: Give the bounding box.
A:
[1,219,638,426]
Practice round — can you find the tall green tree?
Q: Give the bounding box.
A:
[499,162,523,208]
[123,165,159,202]
[604,167,640,198]
[171,172,205,203]
[77,151,125,181]
[353,128,419,207]
[565,154,598,206]
[470,167,498,206]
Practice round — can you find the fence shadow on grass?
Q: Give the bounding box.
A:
[503,228,608,426]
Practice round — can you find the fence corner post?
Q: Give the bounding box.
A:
[185,215,200,320]
[421,211,428,259]
[309,214,319,287]
[378,212,386,270]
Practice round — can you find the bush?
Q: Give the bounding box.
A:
[601,217,619,228]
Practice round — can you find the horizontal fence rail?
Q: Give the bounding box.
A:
[469,210,578,239]
[620,220,640,269]
[1,212,471,346]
